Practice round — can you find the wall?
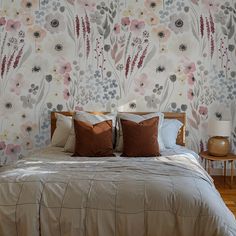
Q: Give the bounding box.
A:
[0,0,236,165]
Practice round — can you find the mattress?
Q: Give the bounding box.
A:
[0,146,235,236]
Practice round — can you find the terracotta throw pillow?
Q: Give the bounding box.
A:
[73,119,114,157]
[121,117,160,157]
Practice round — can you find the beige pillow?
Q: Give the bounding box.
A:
[64,111,116,153]
[51,113,72,147]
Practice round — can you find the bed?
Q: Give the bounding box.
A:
[0,112,235,236]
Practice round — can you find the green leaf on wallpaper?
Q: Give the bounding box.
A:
[161,81,169,104]
[227,16,232,30]
[104,25,110,39]
[97,26,104,36]
[18,46,32,68]
[109,16,113,24]
[103,16,108,30]
[143,46,156,68]
[110,34,115,45]
[191,108,200,125]
[228,25,235,40]
[112,11,116,18]
[188,118,198,130]
[67,24,75,42]
[110,2,114,10]
[36,81,45,105]
[221,27,228,36]
[191,23,199,41]
[115,49,124,64]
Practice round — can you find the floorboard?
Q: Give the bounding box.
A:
[213,176,236,217]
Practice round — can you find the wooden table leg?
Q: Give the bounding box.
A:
[231,160,234,188]
[224,161,226,183]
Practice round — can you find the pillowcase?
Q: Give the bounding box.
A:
[64,111,116,153]
[73,119,114,157]
[161,119,183,148]
[51,113,72,147]
[121,117,160,157]
[115,112,164,152]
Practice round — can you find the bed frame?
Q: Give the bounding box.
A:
[51,111,186,146]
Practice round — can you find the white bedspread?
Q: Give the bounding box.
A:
[0,147,235,236]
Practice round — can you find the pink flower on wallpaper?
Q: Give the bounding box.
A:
[5,144,21,158]
[201,0,219,12]
[113,23,120,34]
[20,121,37,136]
[130,20,145,34]
[58,61,72,74]
[134,73,149,95]
[21,0,38,10]
[67,0,75,5]
[75,105,83,111]
[184,62,196,74]
[121,17,130,26]
[199,106,208,116]
[28,25,46,42]
[6,20,21,32]
[21,13,35,26]
[152,26,171,42]
[191,0,199,4]
[78,0,96,11]
[144,0,162,11]
[0,17,6,27]
[187,89,194,100]
[63,88,70,100]
[187,73,196,85]
[0,141,6,151]
[22,137,33,150]
[145,13,159,26]
[10,73,25,95]
[63,73,71,85]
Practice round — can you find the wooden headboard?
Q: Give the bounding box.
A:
[51,111,186,146]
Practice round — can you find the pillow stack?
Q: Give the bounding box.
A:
[51,111,183,157]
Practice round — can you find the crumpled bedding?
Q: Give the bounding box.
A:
[0,147,235,236]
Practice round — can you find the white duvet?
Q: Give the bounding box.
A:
[0,146,235,236]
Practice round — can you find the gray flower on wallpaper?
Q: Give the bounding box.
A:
[153,84,163,95]
[44,13,65,33]
[145,94,160,109]
[46,36,72,57]
[152,56,174,78]
[90,11,103,25]
[176,1,185,11]
[29,84,39,95]
[169,34,194,57]
[214,11,226,25]
[170,103,188,112]
[168,13,189,34]
[20,95,36,109]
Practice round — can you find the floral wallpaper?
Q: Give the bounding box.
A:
[0,0,236,166]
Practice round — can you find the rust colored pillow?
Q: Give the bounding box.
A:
[121,117,160,157]
[73,119,114,157]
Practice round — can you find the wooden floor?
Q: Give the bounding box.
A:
[213,176,236,217]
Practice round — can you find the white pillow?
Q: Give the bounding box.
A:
[161,119,183,148]
[115,112,164,152]
[51,113,72,147]
[64,111,116,153]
